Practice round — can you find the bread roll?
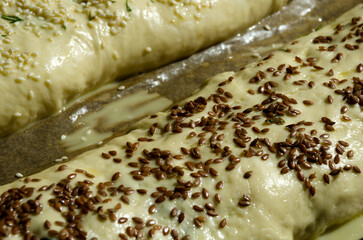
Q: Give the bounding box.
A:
[0,0,287,136]
[0,3,362,240]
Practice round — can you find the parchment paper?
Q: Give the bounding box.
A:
[0,0,361,185]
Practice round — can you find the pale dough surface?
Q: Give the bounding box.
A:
[0,3,362,240]
[0,0,288,136]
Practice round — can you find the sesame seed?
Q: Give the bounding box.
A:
[15,77,25,83]
[118,85,126,90]
[15,172,23,178]
[252,52,260,58]
[14,112,22,117]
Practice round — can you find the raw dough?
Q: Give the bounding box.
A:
[0,3,362,240]
[0,0,288,136]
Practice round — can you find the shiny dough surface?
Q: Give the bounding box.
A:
[0,0,287,136]
[0,3,362,240]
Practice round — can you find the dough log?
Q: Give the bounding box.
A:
[0,0,288,136]
[0,3,362,240]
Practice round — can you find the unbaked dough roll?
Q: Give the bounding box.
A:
[0,4,362,240]
[0,0,288,136]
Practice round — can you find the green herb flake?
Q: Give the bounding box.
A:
[88,12,97,21]
[126,0,132,12]
[278,49,289,52]
[315,25,323,31]
[1,34,7,37]
[1,15,24,24]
